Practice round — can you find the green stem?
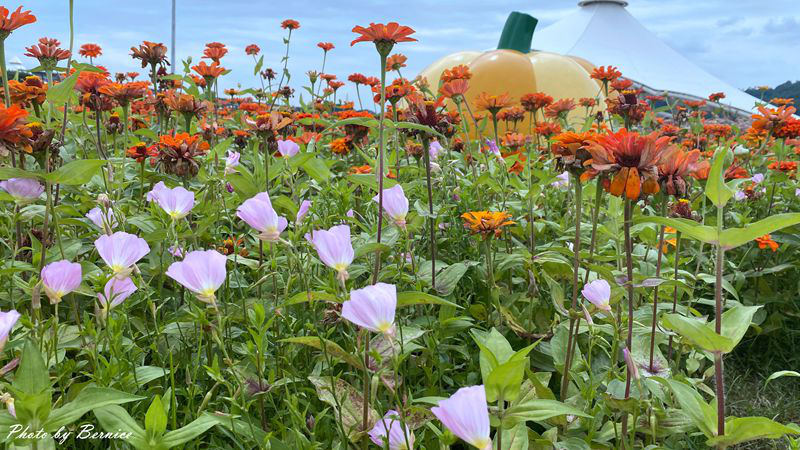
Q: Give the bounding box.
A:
[372,52,388,284]
[561,174,583,400]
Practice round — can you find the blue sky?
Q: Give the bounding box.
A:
[5,0,799,103]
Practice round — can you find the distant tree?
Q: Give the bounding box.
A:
[746,80,800,106]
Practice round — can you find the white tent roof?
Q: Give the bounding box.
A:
[531,0,762,115]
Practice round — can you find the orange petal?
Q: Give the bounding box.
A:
[625,167,641,200]
[609,167,628,197]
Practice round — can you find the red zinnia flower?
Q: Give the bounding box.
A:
[521,92,553,112]
[130,41,168,68]
[351,22,416,46]
[192,61,225,80]
[245,44,260,56]
[317,42,334,52]
[281,19,300,30]
[348,73,368,85]
[385,53,407,71]
[79,43,102,58]
[708,92,725,102]
[24,37,71,66]
[590,65,622,83]
[441,65,472,82]
[755,234,779,252]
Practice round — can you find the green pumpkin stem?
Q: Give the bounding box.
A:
[497,11,538,53]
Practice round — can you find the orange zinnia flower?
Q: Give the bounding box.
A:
[441,64,472,82]
[708,92,725,102]
[79,43,102,58]
[544,98,576,119]
[475,92,513,115]
[317,42,334,52]
[99,81,149,106]
[461,211,515,238]
[151,133,209,178]
[658,147,706,197]
[0,6,36,35]
[590,65,622,83]
[126,141,152,163]
[0,103,32,151]
[130,41,168,68]
[281,19,300,30]
[351,22,416,46]
[439,79,469,99]
[329,137,351,155]
[203,42,227,62]
[386,53,407,71]
[192,61,225,80]
[520,92,553,112]
[349,165,371,175]
[74,71,111,95]
[755,234,779,252]
[6,76,47,106]
[584,129,671,200]
[552,131,597,171]
[245,44,260,56]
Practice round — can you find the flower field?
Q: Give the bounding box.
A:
[1,4,800,449]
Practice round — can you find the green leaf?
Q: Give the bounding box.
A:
[301,157,332,183]
[719,213,800,250]
[93,405,149,450]
[133,366,171,386]
[46,159,107,185]
[504,398,591,423]
[253,55,264,75]
[661,313,733,354]
[486,358,527,403]
[282,291,339,307]
[47,70,81,104]
[717,305,760,352]
[396,291,460,308]
[500,423,529,450]
[765,370,800,386]
[45,387,143,430]
[354,242,391,259]
[161,414,221,448]
[281,336,363,369]
[705,148,734,208]
[654,377,716,438]
[635,216,718,245]
[0,167,41,181]
[13,340,50,395]
[433,262,468,296]
[706,417,800,447]
[145,395,168,436]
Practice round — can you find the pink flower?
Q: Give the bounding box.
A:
[0,178,43,203]
[623,348,640,380]
[166,249,227,304]
[485,139,501,158]
[97,277,137,312]
[237,192,288,242]
[431,385,492,450]
[94,232,150,279]
[306,225,354,282]
[147,181,195,220]
[277,139,300,158]
[346,209,355,218]
[582,279,611,312]
[369,410,415,449]
[342,283,396,334]
[373,184,408,229]
[0,310,21,353]
[41,260,82,303]
[296,199,311,224]
[551,171,569,189]
[225,150,240,175]
[86,207,117,233]
[169,246,185,258]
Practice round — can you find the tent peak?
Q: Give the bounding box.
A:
[578,0,628,7]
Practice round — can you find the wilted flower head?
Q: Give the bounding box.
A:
[237,192,288,242]
[0,178,43,203]
[41,260,82,304]
[147,181,195,219]
[369,410,415,450]
[166,250,227,305]
[306,225,354,282]
[431,385,491,450]
[95,232,150,279]
[342,283,397,334]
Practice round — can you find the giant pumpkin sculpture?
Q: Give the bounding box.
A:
[419,12,605,136]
